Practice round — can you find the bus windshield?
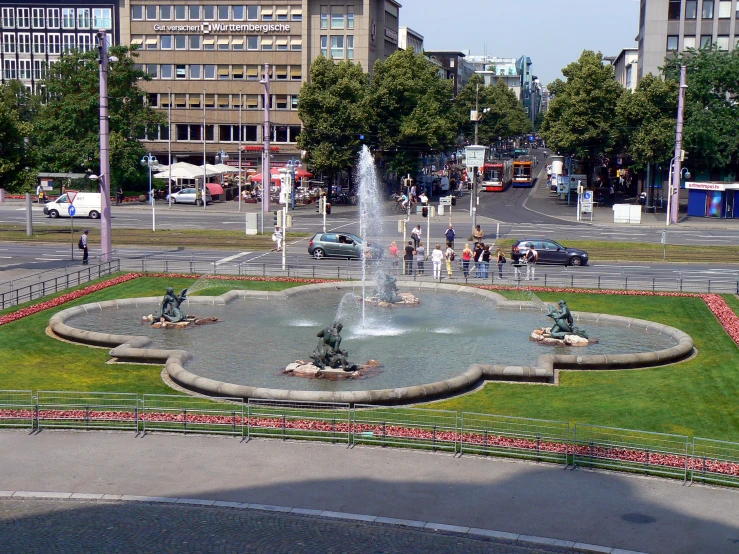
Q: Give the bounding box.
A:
[484,168,501,181]
[514,166,531,178]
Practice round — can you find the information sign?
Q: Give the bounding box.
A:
[67,205,76,217]
[581,190,593,214]
[464,145,487,169]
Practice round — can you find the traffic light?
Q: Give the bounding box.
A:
[274,210,283,228]
[325,202,331,215]
[422,207,428,218]
[285,214,293,228]
[273,210,278,226]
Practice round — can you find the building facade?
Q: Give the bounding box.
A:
[612,47,638,90]
[397,25,421,54]
[637,0,739,81]
[425,50,474,96]
[0,1,118,92]
[122,0,400,165]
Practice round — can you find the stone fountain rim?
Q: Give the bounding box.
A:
[48,282,694,405]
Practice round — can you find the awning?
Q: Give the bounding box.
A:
[241,145,280,152]
[205,183,224,195]
[250,174,282,183]
[295,169,313,179]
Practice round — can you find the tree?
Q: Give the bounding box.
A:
[540,50,623,185]
[454,76,532,146]
[615,74,677,170]
[33,46,163,189]
[297,56,369,187]
[0,83,34,192]
[663,47,739,170]
[366,48,456,177]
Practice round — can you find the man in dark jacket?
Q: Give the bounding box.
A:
[444,224,455,249]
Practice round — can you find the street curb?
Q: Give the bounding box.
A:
[1,490,649,553]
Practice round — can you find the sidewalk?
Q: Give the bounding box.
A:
[0,431,737,554]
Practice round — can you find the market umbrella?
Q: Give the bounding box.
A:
[205,183,225,195]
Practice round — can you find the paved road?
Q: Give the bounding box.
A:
[1,432,738,553]
[0,498,546,554]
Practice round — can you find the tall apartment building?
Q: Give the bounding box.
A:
[0,1,119,92]
[122,0,400,165]
[637,0,739,80]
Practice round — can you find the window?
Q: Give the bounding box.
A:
[702,0,714,18]
[2,7,15,28]
[2,33,15,53]
[190,64,201,78]
[347,35,354,59]
[176,124,188,141]
[231,38,244,50]
[205,125,214,141]
[62,8,75,28]
[203,38,215,50]
[204,64,216,79]
[245,95,259,109]
[78,34,92,52]
[190,35,201,49]
[331,8,344,29]
[275,65,288,80]
[45,8,59,28]
[262,9,273,20]
[262,38,273,51]
[18,59,32,80]
[233,6,245,20]
[190,125,202,140]
[247,36,258,50]
[161,35,173,49]
[291,96,299,110]
[247,6,259,20]
[161,64,173,79]
[668,0,681,19]
[189,94,201,108]
[48,34,60,54]
[33,33,45,54]
[218,65,230,79]
[701,34,712,47]
[320,35,327,57]
[276,9,288,21]
[92,8,112,29]
[220,125,233,142]
[175,64,187,79]
[289,126,301,142]
[716,35,730,49]
[145,5,157,20]
[32,7,45,28]
[131,6,143,21]
[667,35,679,51]
[275,95,288,110]
[18,33,30,54]
[321,6,328,29]
[347,6,354,29]
[146,37,158,50]
[276,39,288,51]
[686,0,698,18]
[4,60,16,80]
[205,94,215,108]
[292,9,302,21]
[62,34,75,52]
[147,64,158,78]
[174,5,186,20]
[218,37,230,50]
[718,0,732,17]
[218,94,230,109]
[219,5,230,20]
[175,35,187,49]
[17,8,30,28]
[232,66,244,79]
[273,125,288,142]
[291,66,302,80]
[291,39,302,51]
[244,125,258,141]
[684,35,696,49]
[34,59,47,80]
[246,66,259,80]
[189,5,201,20]
[331,35,344,58]
[77,8,90,29]
[160,6,172,20]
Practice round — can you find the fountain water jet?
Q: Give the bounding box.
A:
[356,145,384,324]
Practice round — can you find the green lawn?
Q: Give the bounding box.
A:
[430,291,739,442]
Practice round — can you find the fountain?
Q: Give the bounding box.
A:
[142,287,218,328]
[356,145,384,324]
[530,300,591,346]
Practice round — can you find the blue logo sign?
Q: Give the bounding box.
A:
[583,191,592,201]
[67,205,76,217]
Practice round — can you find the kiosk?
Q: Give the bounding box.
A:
[686,181,739,219]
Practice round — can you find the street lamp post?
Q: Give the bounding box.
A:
[96,31,117,262]
[670,65,688,225]
[141,153,158,231]
[260,63,271,233]
[238,91,243,212]
[666,157,690,227]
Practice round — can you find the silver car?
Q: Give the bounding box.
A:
[166,188,212,205]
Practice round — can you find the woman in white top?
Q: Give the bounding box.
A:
[431,244,445,279]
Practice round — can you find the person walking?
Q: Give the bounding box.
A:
[496,248,506,279]
[445,224,455,249]
[389,241,399,269]
[431,244,445,279]
[403,241,414,275]
[273,226,283,252]
[473,225,484,246]
[473,243,484,278]
[415,242,425,276]
[482,245,491,279]
[445,242,455,278]
[461,243,473,278]
[411,225,422,249]
[511,245,523,280]
[525,243,538,281]
[80,229,89,265]
[116,187,124,206]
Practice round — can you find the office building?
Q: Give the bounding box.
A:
[612,47,638,90]
[398,25,421,54]
[425,50,474,96]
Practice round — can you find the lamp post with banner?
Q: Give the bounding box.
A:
[140,153,158,231]
[465,145,487,235]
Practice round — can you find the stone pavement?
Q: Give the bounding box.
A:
[1,432,738,553]
[0,499,549,554]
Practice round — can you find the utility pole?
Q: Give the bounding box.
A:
[202,88,207,210]
[97,31,112,262]
[471,83,479,232]
[168,88,172,208]
[670,65,687,225]
[262,63,271,218]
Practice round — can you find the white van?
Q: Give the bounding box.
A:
[44,192,102,219]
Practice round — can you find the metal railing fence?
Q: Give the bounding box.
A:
[36,391,138,432]
[573,424,690,481]
[0,260,121,311]
[691,438,739,487]
[142,394,243,436]
[352,406,459,452]
[0,390,34,429]
[246,399,351,445]
[460,413,570,465]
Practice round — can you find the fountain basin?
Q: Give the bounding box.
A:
[49,283,694,405]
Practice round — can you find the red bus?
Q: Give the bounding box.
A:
[481,159,513,192]
[512,157,535,188]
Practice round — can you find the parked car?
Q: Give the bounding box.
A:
[308,232,384,260]
[166,188,212,205]
[512,239,589,266]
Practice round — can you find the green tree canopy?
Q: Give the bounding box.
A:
[33,46,163,189]
[540,50,622,184]
[296,55,369,183]
[615,73,678,170]
[454,76,532,146]
[0,84,34,192]
[366,48,456,177]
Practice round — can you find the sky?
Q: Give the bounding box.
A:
[399,0,639,86]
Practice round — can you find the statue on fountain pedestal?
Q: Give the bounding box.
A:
[547,300,588,339]
[154,287,188,323]
[311,322,353,371]
[374,271,399,304]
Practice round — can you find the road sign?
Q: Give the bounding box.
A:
[67,205,76,217]
[439,196,452,206]
[661,231,667,244]
[464,145,487,169]
[581,190,593,214]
